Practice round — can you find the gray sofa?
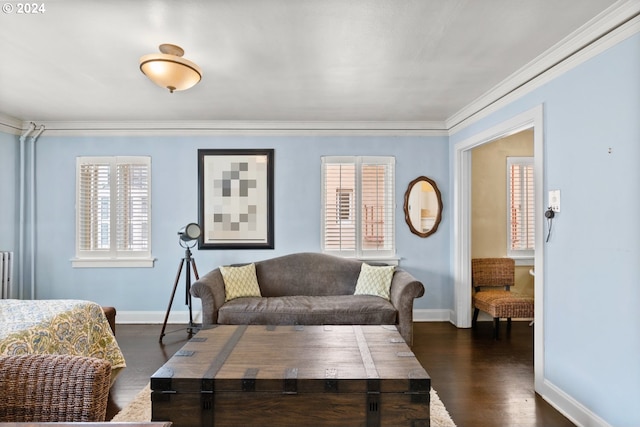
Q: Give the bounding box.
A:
[190,252,425,345]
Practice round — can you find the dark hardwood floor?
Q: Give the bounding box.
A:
[413,322,574,427]
[107,322,574,427]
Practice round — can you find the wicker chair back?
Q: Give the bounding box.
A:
[0,354,111,422]
[471,257,515,290]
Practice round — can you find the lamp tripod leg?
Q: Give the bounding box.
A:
[159,258,185,343]
[185,257,200,335]
[190,258,200,281]
[185,263,193,336]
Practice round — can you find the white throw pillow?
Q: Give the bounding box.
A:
[354,263,395,300]
[220,263,262,302]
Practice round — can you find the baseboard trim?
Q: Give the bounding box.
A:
[538,379,612,427]
[413,309,454,322]
[116,309,453,324]
[117,309,532,325]
[116,310,202,324]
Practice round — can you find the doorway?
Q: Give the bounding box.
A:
[452,104,544,391]
[471,129,534,301]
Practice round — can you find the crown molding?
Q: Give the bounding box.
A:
[18,120,448,137]
[447,0,640,135]
[0,113,23,135]
[2,1,637,139]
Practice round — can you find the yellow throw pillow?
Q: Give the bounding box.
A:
[220,263,262,302]
[354,263,395,300]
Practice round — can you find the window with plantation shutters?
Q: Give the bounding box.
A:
[507,157,534,258]
[321,156,395,259]
[73,156,153,267]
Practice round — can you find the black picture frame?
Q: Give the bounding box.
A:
[198,149,274,249]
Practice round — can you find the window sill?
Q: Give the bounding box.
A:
[510,256,534,267]
[71,257,156,268]
[321,252,399,266]
[355,256,400,266]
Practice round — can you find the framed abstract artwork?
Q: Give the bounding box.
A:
[198,149,274,249]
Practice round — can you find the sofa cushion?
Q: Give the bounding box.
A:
[217,295,397,326]
[354,263,395,300]
[220,263,262,302]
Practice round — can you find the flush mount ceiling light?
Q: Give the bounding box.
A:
[139,44,202,93]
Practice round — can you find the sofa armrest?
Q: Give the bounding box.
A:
[389,269,425,346]
[190,268,227,325]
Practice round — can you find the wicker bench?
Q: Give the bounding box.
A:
[471,258,534,339]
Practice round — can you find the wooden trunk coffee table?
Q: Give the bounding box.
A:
[151,325,430,427]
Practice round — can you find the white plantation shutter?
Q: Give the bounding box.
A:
[322,156,395,259]
[78,161,111,252]
[75,156,151,266]
[116,162,150,251]
[360,157,394,256]
[507,157,534,257]
[322,161,356,254]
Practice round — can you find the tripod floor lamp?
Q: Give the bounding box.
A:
[159,223,201,343]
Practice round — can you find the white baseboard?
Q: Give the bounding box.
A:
[117,309,534,326]
[413,309,454,322]
[116,309,454,324]
[116,310,202,324]
[538,379,612,427]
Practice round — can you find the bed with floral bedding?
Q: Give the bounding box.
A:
[0,299,126,381]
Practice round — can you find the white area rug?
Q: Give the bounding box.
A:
[112,382,456,426]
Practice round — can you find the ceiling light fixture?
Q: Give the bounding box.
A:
[139,44,202,93]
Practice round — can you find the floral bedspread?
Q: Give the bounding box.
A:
[0,299,126,380]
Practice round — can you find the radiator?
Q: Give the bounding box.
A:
[0,251,13,299]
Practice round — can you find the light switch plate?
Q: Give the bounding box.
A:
[549,190,560,212]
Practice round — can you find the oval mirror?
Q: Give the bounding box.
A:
[403,176,443,237]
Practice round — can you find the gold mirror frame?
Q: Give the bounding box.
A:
[403,176,443,238]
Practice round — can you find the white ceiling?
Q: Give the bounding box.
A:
[0,0,628,129]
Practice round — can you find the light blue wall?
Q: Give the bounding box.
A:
[451,33,640,427]
[0,131,18,253]
[4,29,637,427]
[28,134,450,311]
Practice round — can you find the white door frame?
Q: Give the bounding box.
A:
[452,104,545,391]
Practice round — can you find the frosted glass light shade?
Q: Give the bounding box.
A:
[139,44,202,93]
